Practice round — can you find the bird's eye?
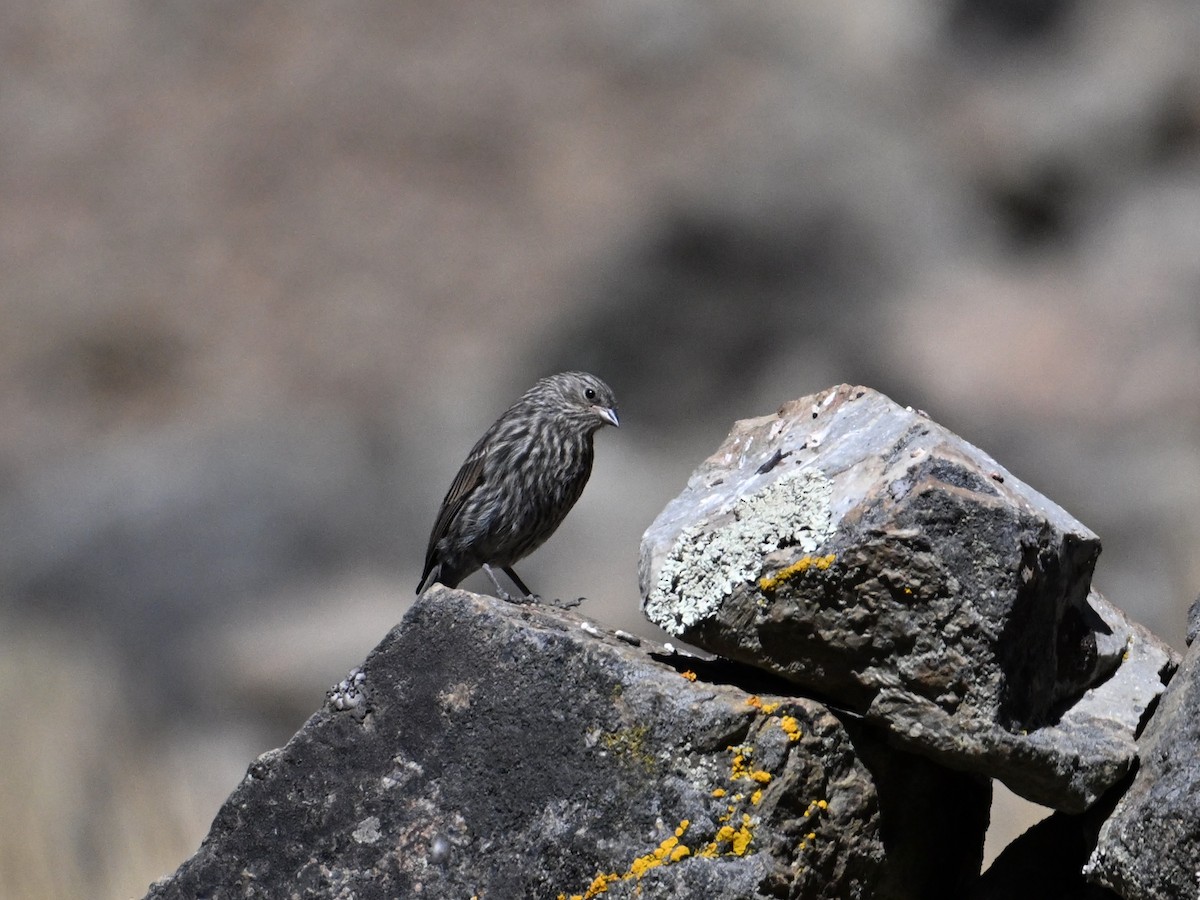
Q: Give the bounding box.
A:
[584,388,597,400]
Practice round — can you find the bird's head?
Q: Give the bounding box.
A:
[535,371,620,433]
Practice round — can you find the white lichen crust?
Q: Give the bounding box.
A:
[644,470,834,635]
[327,667,370,721]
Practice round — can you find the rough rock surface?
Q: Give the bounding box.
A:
[144,588,988,900]
[1007,590,1177,812]
[640,385,1175,811]
[1085,632,1200,900]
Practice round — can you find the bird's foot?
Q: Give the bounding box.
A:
[546,596,584,610]
[483,564,525,604]
[495,588,538,605]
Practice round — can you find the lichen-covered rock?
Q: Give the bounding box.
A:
[640,384,1174,812]
[1085,633,1200,900]
[143,588,987,900]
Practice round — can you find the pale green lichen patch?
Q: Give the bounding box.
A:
[599,725,657,772]
[645,470,834,635]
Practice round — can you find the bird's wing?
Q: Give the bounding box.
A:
[422,433,491,577]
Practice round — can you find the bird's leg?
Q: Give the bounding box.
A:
[481,564,516,603]
[501,566,540,604]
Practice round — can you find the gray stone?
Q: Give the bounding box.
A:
[1085,635,1200,900]
[144,588,988,900]
[992,590,1177,813]
[640,385,1174,812]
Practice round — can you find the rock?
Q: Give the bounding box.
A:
[144,588,988,900]
[1085,633,1200,899]
[843,716,991,900]
[640,384,1174,812]
[998,590,1177,814]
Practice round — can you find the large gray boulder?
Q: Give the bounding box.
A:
[144,588,988,900]
[640,385,1175,812]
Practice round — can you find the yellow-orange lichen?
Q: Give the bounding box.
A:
[746,695,781,714]
[778,715,802,742]
[758,553,836,592]
[729,747,773,786]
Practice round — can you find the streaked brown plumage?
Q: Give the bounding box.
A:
[416,371,619,600]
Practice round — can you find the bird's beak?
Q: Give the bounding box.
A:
[594,406,620,428]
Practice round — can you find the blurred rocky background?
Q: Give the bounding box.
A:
[1,1,1198,897]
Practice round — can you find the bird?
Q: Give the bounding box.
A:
[416,371,619,602]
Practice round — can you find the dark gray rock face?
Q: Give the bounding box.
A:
[640,385,1175,812]
[145,588,988,900]
[1085,634,1200,900]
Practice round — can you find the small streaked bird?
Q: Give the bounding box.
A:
[417,371,619,601]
